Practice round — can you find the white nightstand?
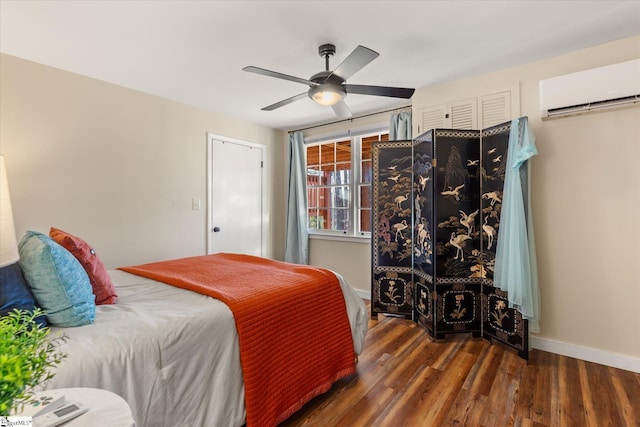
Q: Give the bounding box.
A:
[16,388,135,426]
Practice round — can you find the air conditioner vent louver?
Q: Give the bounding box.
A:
[540,59,640,120]
[545,94,640,118]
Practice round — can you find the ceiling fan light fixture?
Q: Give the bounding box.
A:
[309,84,346,106]
[244,44,414,116]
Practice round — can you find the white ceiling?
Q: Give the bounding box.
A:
[1,1,639,131]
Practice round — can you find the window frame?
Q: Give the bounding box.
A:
[304,125,389,241]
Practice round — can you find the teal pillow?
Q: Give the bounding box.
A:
[18,231,95,327]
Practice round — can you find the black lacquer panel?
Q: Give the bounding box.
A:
[431,130,482,337]
[482,284,529,359]
[414,281,434,336]
[480,122,510,281]
[412,134,435,335]
[371,141,414,317]
[480,121,529,359]
[433,130,481,280]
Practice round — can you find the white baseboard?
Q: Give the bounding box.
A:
[530,336,640,373]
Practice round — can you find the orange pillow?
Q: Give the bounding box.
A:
[49,227,117,305]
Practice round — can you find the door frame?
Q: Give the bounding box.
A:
[206,133,266,256]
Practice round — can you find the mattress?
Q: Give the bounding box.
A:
[44,269,368,427]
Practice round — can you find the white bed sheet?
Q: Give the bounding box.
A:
[44,269,368,427]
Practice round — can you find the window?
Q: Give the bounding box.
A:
[306,130,389,237]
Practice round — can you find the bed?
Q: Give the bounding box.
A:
[42,255,368,427]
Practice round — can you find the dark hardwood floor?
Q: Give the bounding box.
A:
[281,303,640,426]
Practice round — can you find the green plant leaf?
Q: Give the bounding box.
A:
[0,309,67,414]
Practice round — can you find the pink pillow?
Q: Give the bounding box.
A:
[49,227,117,305]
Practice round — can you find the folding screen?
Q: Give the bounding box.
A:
[371,119,529,359]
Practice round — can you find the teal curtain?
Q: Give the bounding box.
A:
[284,131,309,264]
[494,116,540,333]
[389,111,412,140]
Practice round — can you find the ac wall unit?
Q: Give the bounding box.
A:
[540,59,640,119]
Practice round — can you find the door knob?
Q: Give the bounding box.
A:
[213,226,221,232]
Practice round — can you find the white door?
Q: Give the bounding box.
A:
[207,134,264,256]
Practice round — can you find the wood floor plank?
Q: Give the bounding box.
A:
[583,360,627,427]
[381,334,433,390]
[282,302,640,427]
[479,349,526,426]
[608,365,640,426]
[577,359,600,427]
[462,341,502,396]
[514,350,552,425]
[428,334,467,370]
[548,352,562,427]
[513,415,546,427]
[333,386,397,427]
[557,356,587,426]
[357,316,422,364]
[371,365,443,427]
[405,351,477,425]
[439,387,487,426]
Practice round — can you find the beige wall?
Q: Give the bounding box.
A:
[305,36,640,364]
[0,54,286,268]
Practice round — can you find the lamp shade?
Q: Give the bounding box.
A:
[0,156,19,267]
[308,84,346,106]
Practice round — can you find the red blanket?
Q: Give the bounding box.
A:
[119,253,356,426]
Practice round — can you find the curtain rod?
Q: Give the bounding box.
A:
[289,104,412,134]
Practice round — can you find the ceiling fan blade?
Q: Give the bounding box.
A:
[331,45,379,80]
[243,66,318,87]
[261,92,308,111]
[345,84,415,99]
[331,100,352,119]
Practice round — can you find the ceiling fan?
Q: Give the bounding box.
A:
[243,44,415,118]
